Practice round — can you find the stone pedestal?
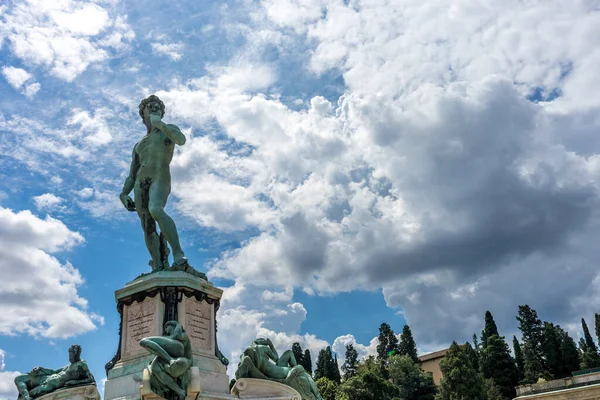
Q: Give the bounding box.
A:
[140,367,202,400]
[37,385,100,400]
[104,271,231,400]
[231,379,301,400]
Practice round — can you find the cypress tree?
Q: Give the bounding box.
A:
[333,354,342,383]
[323,346,338,382]
[513,336,525,382]
[303,349,313,374]
[542,322,563,379]
[463,342,480,371]
[315,348,326,380]
[481,311,499,349]
[595,313,600,345]
[436,342,486,400]
[516,305,546,382]
[556,325,580,376]
[398,325,419,363]
[481,334,519,399]
[377,322,399,360]
[377,322,399,377]
[292,342,305,367]
[342,343,359,380]
[581,318,600,369]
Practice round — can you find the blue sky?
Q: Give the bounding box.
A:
[1,0,600,398]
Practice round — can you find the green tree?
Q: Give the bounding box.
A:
[516,305,546,383]
[316,377,339,400]
[481,311,500,349]
[398,325,419,363]
[342,344,359,380]
[315,348,327,380]
[339,372,399,400]
[556,326,580,376]
[377,322,399,377]
[292,342,305,368]
[481,334,519,399]
[513,336,525,382]
[463,342,480,372]
[388,355,436,400]
[333,354,342,383]
[436,342,486,400]
[542,322,563,379]
[356,355,381,377]
[595,313,600,345]
[485,379,504,400]
[303,349,313,374]
[580,318,600,369]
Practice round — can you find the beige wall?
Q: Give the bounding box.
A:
[420,357,444,386]
[514,383,600,399]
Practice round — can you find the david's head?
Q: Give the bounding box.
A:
[138,95,165,127]
[68,345,82,363]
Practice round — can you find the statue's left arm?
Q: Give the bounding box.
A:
[150,115,186,145]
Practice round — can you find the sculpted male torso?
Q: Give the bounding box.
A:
[120,95,187,270]
[14,345,95,400]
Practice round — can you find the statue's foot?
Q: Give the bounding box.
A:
[175,387,187,400]
[172,255,188,268]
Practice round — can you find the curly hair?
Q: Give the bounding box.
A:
[138,94,165,122]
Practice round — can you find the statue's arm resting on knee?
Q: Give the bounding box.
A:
[120,147,139,211]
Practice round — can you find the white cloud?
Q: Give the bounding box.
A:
[151,42,184,61]
[0,0,134,81]
[0,349,20,400]
[67,108,112,146]
[1,66,31,89]
[74,187,93,199]
[23,82,40,98]
[0,207,100,338]
[33,193,63,211]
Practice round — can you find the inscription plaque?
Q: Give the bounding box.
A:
[123,297,158,359]
[185,298,212,352]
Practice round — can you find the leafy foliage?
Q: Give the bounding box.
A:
[480,334,519,399]
[316,377,339,400]
[398,325,419,363]
[436,342,486,400]
[516,305,546,383]
[292,342,305,368]
[580,318,600,369]
[303,349,313,374]
[512,336,525,382]
[388,355,436,400]
[342,344,359,380]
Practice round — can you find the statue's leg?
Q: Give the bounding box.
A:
[277,350,297,367]
[140,337,185,362]
[135,180,163,270]
[150,359,187,400]
[148,180,185,265]
[14,375,32,400]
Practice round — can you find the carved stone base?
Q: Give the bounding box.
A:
[37,385,100,400]
[231,379,301,400]
[140,366,201,400]
[105,271,230,400]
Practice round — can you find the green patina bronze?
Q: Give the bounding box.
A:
[120,95,204,278]
[14,345,95,400]
[140,321,193,400]
[235,338,324,400]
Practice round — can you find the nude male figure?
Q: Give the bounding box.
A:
[120,95,187,270]
[14,345,95,400]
